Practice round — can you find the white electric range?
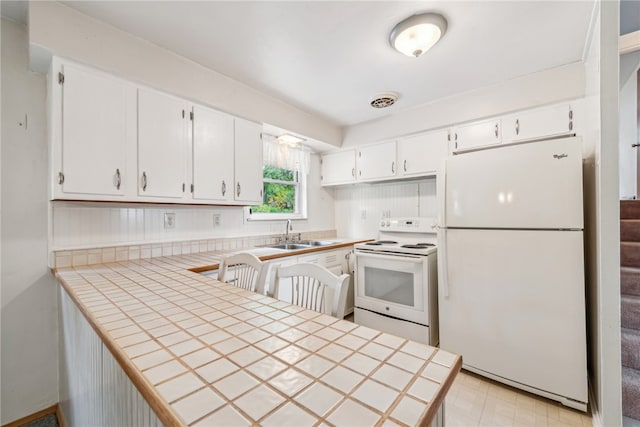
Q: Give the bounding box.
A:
[354,217,439,345]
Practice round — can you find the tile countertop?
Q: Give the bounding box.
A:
[54,241,462,427]
[150,237,372,274]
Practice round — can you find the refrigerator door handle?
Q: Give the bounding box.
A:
[437,159,447,228]
[436,159,449,297]
[437,227,449,298]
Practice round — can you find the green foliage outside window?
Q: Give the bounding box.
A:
[252,166,296,213]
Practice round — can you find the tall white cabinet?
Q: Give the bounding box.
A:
[234,119,264,204]
[137,88,189,199]
[51,61,135,199]
[192,105,235,202]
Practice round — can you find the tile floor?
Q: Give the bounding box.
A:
[445,369,592,427]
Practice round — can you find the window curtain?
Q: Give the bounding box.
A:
[262,137,311,175]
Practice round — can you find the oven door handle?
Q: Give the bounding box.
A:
[355,252,424,263]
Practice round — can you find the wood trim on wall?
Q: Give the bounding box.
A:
[2,404,59,427]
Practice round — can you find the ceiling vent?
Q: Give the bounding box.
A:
[370,92,398,109]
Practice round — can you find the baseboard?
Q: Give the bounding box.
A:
[2,404,59,427]
[56,405,66,427]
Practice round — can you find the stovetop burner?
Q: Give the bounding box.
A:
[366,240,398,246]
[401,244,435,249]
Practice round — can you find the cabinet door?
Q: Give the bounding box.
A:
[357,141,397,181]
[502,103,575,143]
[399,130,449,177]
[192,105,234,202]
[58,63,131,197]
[321,150,356,186]
[452,119,501,153]
[234,118,263,204]
[138,88,189,199]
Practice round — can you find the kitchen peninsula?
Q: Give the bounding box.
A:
[55,245,461,427]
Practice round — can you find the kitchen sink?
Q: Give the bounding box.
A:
[297,240,337,247]
[260,240,337,250]
[265,243,313,250]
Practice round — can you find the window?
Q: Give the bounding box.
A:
[248,141,309,220]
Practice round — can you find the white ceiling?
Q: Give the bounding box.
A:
[25,1,597,127]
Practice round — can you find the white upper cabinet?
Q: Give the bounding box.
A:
[502,103,576,143]
[49,58,264,205]
[398,130,449,177]
[192,105,234,202]
[357,141,397,181]
[51,60,135,199]
[234,118,263,204]
[451,119,501,153]
[321,150,357,186]
[137,88,189,199]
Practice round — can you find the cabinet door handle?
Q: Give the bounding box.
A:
[142,172,148,191]
[515,119,520,136]
[221,180,226,196]
[58,172,65,185]
[403,160,407,172]
[391,161,395,173]
[237,182,241,197]
[115,169,121,190]
[351,168,355,177]
[568,109,573,130]
[494,123,499,138]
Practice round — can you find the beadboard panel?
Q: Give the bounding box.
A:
[334,178,437,238]
[59,286,163,426]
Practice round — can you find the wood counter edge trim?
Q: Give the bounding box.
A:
[419,355,463,427]
[56,277,185,427]
[2,404,59,427]
[189,239,372,273]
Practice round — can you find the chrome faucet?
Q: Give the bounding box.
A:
[284,219,292,242]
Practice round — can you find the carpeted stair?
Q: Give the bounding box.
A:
[620,201,640,422]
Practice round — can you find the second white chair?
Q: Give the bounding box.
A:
[274,262,350,318]
[218,252,267,294]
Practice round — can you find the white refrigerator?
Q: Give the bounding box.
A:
[437,137,588,411]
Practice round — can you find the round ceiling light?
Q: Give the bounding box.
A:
[389,13,447,58]
[370,92,399,109]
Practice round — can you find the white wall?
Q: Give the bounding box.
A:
[619,68,638,199]
[334,179,436,238]
[51,154,335,250]
[1,18,58,424]
[342,62,586,147]
[27,1,341,147]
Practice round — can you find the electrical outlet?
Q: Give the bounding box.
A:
[213,214,221,227]
[164,213,176,229]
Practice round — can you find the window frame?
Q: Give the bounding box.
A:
[246,167,308,221]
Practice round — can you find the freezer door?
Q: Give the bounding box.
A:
[439,229,587,403]
[444,137,583,229]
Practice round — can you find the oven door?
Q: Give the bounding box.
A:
[355,251,429,325]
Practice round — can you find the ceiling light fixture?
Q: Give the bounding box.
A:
[277,133,306,145]
[389,13,447,58]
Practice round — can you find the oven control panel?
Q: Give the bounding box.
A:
[379,217,436,233]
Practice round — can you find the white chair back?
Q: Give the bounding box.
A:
[218,253,266,294]
[274,262,349,318]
